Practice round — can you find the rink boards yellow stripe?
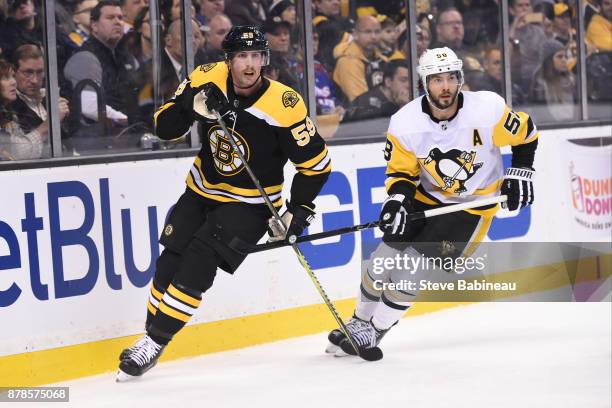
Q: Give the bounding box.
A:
[0,300,465,387]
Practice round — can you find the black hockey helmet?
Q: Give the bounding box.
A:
[221,25,270,65]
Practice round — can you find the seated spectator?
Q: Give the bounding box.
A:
[269,0,296,26]
[344,59,410,121]
[10,45,70,137]
[508,0,548,93]
[313,0,352,28]
[314,17,347,73]
[533,2,555,38]
[121,0,145,32]
[202,13,232,63]
[69,0,99,47]
[552,3,575,46]
[63,0,141,130]
[587,0,612,51]
[379,15,402,60]
[416,24,431,59]
[161,19,201,101]
[226,0,267,26]
[161,0,196,31]
[124,6,152,64]
[432,7,483,72]
[333,15,386,102]
[0,58,47,160]
[263,18,300,90]
[528,39,577,122]
[355,0,405,19]
[472,46,525,104]
[197,0,225,26]
[0,0,43,60]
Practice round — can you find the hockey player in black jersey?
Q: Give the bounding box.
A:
[117,25,331,381]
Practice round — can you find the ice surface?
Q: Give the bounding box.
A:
[10,303,611,408]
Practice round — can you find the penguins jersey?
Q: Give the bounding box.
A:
[154,62,331,208]
[385,91,538,210]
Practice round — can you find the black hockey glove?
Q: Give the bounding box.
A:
[501,167,535,211]
[172,78,197,113]
[379,194,412,237]
[201,82,230,115]
[267,201,315,243]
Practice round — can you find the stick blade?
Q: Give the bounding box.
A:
[339,340,383,361]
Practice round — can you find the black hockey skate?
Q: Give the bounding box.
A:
[337,320,390,360]
[118,335,150,360]
[116,335,165,382]
[325,315,368,354]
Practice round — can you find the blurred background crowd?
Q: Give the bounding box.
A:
[0,0,610,160]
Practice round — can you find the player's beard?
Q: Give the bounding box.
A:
[428,87,460,111]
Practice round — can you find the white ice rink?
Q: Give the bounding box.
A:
[10,302,612,408]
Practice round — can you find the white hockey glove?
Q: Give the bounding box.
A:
[500,167,534,211]
[267,201,315,243]
[379,194,412,237]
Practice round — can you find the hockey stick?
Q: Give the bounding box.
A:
[212,110,381,361]
[231,195,507,254]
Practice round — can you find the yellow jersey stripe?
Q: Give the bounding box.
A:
[194,157,283,196]
[463,214,494,257]
[153,101,175,129]
[298,162,332,176]
[167,285,201,308]
[147,300,158,316]
[472,179,503,196]
[150,284,163,301]
[158,302,190,322]
[295,147,328,169]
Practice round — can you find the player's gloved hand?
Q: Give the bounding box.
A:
[173,77,197,113]
[191,82,231,120]
[379,194,412,237]
[267,201,315,243]
[500,167,534,211]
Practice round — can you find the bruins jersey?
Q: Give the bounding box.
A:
[385,91,538,213]
[154,63,331,208]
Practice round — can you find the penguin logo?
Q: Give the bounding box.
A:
[419,148,483,194]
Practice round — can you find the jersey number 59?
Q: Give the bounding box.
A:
[291,117,316,146]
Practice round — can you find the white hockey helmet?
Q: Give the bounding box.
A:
[417,47,464,85]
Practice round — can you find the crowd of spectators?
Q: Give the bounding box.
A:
[0,0,610,159]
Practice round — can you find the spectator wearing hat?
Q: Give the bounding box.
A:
[587,0,612,51]
[263,17,300,90]
[269,0,296,25]
[552,3,575,46]
[528,38,577,122]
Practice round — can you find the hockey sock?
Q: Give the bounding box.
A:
[371,292,411,330]
[145,280,165,328]
[355,283,381,321]
[147,283,202,345]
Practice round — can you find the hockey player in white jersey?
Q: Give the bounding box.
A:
[327,47,538,357]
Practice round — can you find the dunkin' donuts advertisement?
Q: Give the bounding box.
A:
[566,140,612,239]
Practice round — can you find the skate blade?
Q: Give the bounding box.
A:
[116,369,138,382]
[334,348,351,357]
[325,342,340,354]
